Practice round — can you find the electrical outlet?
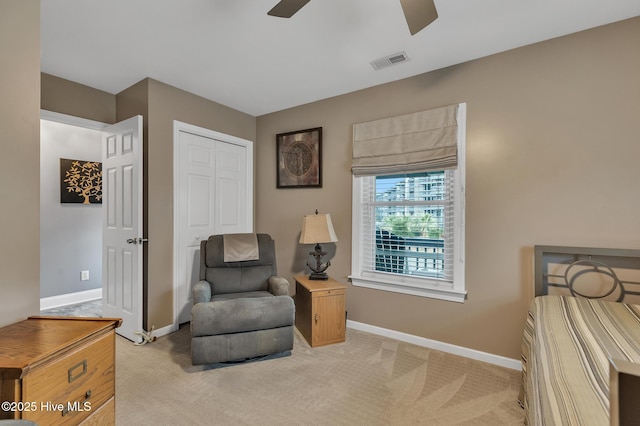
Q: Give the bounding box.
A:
[81,270,90,281]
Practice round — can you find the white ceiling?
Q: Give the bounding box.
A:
[41,0,640,117]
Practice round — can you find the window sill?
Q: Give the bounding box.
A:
[349,274,466,303]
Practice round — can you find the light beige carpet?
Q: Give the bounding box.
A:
[115,325,524,425]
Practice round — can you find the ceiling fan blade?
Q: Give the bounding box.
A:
[267,0,311,18]
[399,0,438,35]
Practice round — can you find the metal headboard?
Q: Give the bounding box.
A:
[535,245,640,301]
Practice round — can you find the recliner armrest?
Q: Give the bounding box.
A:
[268,276,290,296]
[193,280,212,304]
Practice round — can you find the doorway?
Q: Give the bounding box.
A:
[40,111,107,310]
[40,110,144,342]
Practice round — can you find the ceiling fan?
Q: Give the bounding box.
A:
[267,0,438,36]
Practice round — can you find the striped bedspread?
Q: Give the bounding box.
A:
[521,295,640,425]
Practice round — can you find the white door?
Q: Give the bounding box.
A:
[215,138,250,234]
[102,115,143,342]
[175,131,216,324]
[174,122,253,324]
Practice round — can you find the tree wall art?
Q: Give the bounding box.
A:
[60,158,102,204]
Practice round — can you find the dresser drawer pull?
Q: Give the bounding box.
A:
[68,359,88,383]
[62,389,92,416]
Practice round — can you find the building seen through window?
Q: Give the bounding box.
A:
[373,172,451,280]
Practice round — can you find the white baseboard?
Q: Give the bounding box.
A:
[346,320,522,371]
[150,323,178,339]
[40,288,103,311]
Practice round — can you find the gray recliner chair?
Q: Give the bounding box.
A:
[190,233,295,365]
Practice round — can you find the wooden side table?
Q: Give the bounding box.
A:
[294,275,346,347]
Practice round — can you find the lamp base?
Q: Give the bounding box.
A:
[309,271,329,280]
[307,243,330,280]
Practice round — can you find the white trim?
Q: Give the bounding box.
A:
[147,323,178,339]
[346,319,522,371]
[453,103,466,291]
[40,288,103,311]
[350,102,467,301]
[172,120,254,330]
[40,110,108,130]
[350,275,466,303]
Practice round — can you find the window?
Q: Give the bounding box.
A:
[350,104,466,302]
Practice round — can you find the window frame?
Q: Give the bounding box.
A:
[349,103,466,303]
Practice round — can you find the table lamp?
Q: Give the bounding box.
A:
[300,210,338,280]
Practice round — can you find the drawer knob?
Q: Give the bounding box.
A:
[62,389,92,417]
[315,313,319,323]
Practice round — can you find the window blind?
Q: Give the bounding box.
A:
[352,104,459,177]
[359,171,455,284]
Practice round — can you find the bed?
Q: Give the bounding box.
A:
[521,246,640,425]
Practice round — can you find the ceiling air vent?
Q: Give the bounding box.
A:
[370,51,409,71]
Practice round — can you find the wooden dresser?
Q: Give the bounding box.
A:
[0,316,121,425]
[294,275,346,347]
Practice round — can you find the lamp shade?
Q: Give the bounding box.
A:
[299,213,338,244]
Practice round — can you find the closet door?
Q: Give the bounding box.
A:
[174,123,253,325]
[215,140,248,234]
[175,131,216,324]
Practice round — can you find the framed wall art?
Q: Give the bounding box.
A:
[276,127,322,188]
[60,158,103,204]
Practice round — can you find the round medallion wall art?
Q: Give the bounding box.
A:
[276,127,322,188]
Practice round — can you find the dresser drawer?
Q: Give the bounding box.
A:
[80,396,115,425]
[21,332,115,425]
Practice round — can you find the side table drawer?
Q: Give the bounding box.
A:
[22,332,115,425]
[313,288,345,298]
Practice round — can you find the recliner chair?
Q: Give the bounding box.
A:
[190,233,295,365]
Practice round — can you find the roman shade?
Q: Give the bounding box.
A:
[352,104,459,176]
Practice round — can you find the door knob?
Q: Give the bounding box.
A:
[126,238,149,244]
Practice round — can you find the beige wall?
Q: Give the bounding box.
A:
[119,78,256,330]
[41,75,256,331]
[256,17,640,360]
[12,3,638,360]
[42,73,116,124]
[0,0,41,326]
